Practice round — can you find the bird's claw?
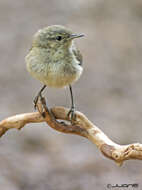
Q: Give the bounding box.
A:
[33,96,38,110]
[33,94,49,118]
[33,94,41,110]
[67,107,76,122]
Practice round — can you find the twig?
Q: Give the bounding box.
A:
[0,99,142,166]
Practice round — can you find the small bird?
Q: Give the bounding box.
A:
[25,25,84,120]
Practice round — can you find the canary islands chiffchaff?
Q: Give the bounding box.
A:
[25,25,84,120]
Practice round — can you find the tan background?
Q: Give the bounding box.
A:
[0,0,142,189]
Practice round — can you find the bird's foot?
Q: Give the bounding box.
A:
[33,94,48,118]
[33,93,41,110]
[67,107,76,123]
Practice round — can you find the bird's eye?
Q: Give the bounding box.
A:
[56,36,62,41]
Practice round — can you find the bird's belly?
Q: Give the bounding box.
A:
[27,61,83,88]
[45,71,81,88]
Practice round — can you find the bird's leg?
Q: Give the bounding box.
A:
[34,86,54,119]
[67,85,76,122]
[34,85,46,110]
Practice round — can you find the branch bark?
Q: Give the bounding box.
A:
[0,100,142,166]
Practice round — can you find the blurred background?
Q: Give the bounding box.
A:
[0,0,142,189]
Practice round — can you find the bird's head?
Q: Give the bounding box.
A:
[32,25,84,49]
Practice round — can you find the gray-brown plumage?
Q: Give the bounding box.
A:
[25,25,84,120]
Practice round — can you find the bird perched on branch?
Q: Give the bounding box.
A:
[26,25,84,121]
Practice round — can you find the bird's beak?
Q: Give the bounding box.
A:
[69,34,84,39]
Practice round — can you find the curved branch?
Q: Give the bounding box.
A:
[0,100,142,166]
